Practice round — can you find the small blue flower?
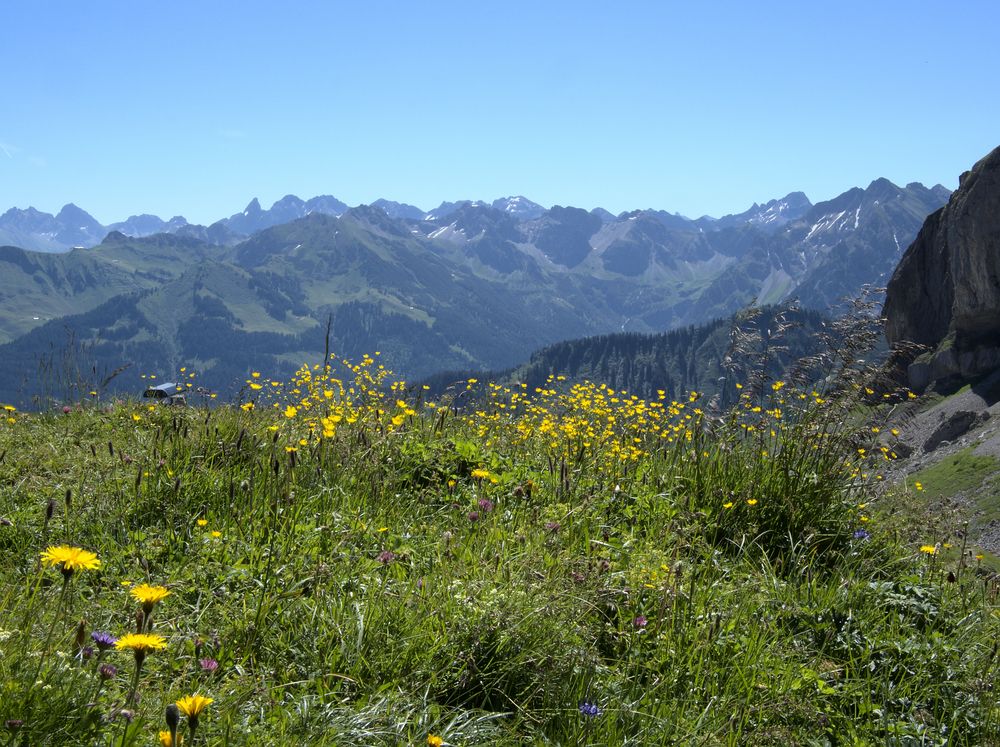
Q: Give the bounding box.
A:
[853,528,870,541]
[579,701,602,717]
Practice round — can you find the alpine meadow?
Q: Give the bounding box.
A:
[3,3,1000,745]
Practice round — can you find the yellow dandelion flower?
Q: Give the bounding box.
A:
[915,482,923,491]
[158,731,181,747]
[175,694,213,718]
[197,518,208,527]
[471,468,491,480]
[115,632,167,654]
[746,499,758,506]
[284,405,298,418]
[40,545,101,575]
[241,402,255,412]
[722,502,734,509]
[210,531,222,538]
[919,545,938,555]
[251,371,260,379]
[427,736,443,747]
[130,583,171,611]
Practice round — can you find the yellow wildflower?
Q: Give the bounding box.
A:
[115,632,167,654]
[176,694,213,718]
[40,545,101,575]
[130,583,170,611]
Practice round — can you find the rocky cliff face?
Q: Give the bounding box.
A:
[884,145,1000,389]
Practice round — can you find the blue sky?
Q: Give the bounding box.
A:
[2,1,998,225]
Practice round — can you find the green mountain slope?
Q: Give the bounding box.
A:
[0,180,947,406]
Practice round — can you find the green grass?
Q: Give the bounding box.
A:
[0,366,998,745]
[908,447,1000,553]
[909,448,999,501]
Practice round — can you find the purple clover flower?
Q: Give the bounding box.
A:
[377,550,396,565]
[200,658,220,673]
[478,498,494,512]
[633,615,648,628]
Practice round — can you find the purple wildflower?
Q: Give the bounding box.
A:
[91,631,117,651]
[377,550,396,565]
[81,646,95,660]
[853,528,870,541]
[545,521,561,533]
[98,663,118,680]
[467,511,480,523]
[633,615,648,628]
[579,701,602,717]
[477,498,494,512]
[200,658,219,673]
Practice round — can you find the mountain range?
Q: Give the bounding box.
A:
[0,195,557,254]
[0,178,949,405]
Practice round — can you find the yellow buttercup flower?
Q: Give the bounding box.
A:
[427,735,444,747]
[40,545,101,576]
[175,694,214,718]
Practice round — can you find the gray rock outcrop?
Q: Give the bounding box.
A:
[884,145,1000,388]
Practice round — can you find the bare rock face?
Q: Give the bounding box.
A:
[923,409,990,453]
[884,146,1000,388]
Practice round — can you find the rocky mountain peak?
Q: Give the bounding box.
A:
[884,145,1000,389]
